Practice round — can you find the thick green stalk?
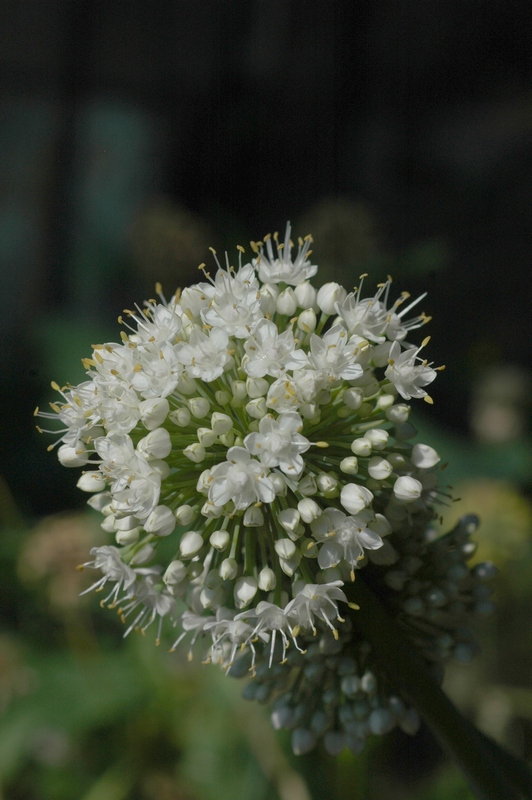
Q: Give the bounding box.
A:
[345,577,531,800]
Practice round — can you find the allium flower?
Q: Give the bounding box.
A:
[39,223,495,759]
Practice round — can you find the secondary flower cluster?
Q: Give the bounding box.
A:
[38,224,493,755]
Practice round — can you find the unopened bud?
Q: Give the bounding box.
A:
[317,282,347,315]
[183,443,206,463]
[294,281,317,309]
[139,397,169,430]
[179,530,204,557]
[209,530,230,551]
[175,504,196,526]
[276,287,297,316]
[169,407,191,427]
[258,566,276,591]
[234,575,258,608]
[298,308,317,333]
[220,557,238,580]
[77,471,106,492]
[137,427,172,460]
[188,397,210,418]
[144,505,176,537]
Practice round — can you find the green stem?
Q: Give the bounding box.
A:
[345,577,531,800]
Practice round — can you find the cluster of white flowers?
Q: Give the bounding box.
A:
[39,223,494,755]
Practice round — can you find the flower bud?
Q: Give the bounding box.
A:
[115,527,140,545]
[245,397,267,419]
[163,559,187,585]
[77,471,106,492]
[137,427,172,460]
[175,504,196,526]
[130,544,155,565]
[183,443,206,463]
[343,387,364,410]
[367,457,393,480]
[87,492,111,513]
[386,403,411,423]
[209,530,230,551]
[274,538,297,560]
[276,287,297,316]
[351,438,372,456]
[197,427,217,447]
[278,508,300,533]
[188,396,210,418]
[234,575,258,608]
[243,505,264,527]
[218,432,235,447]
[294,281,317,309]
[179,530,204,557]
[210,412,232,436]
[101,514,117,533]
[298,308,317,333]
[169,407,191,427]
[200,586,224,610]
[231,381,248,408]
[258,566,276,591]
[298,498,321,523]
[387,453,407,469]
[58,443,89,467]
[114,514,138,531]
[259,283,279,315]
[220,557,238,580]
[246,377,269,398]
[299,402,318,419]
[144,505,176,537]
[215,390,231,406]
[393,476,422,503]
[139,397,169,430]
[375,393,395,411]
[316,473,339,496]
[317,282,347,315]
[411,443,440,469]
[279,550,301,577]
[365,429,389,450]
[271,473,287,496]
[196,469,211,494]
[298,474,317,496]
[340,456,358,474]
[177,373,196,395]
[201,501,224,518]
[149,459,171,479]
[340,483,374,514]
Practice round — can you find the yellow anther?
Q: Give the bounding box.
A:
[208,247,216,255]
[155,281,162,294]
[51,381,60,391]
[236,244,245,253]
[315,441,329,448]
[422,335,431,347]
[424,395,434,404]
[348,602,360,610]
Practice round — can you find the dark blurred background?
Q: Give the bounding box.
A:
[1,2,532,799]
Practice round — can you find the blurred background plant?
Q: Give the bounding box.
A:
[1,1,531,798]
